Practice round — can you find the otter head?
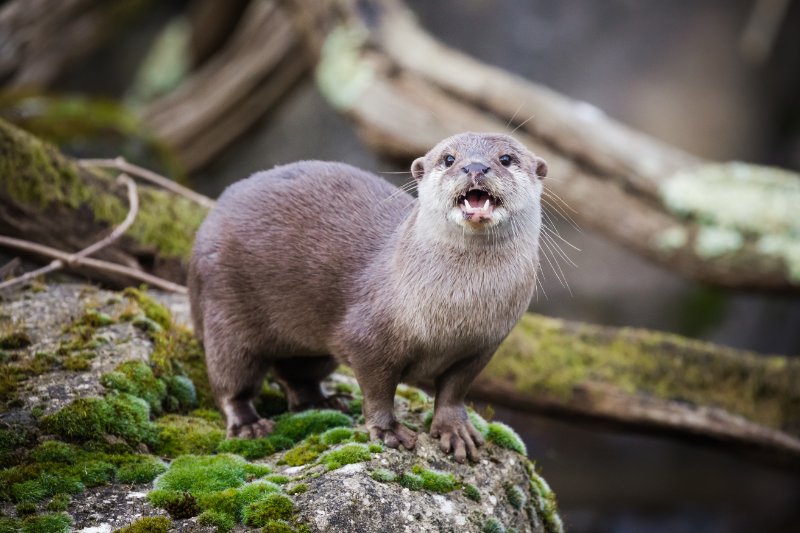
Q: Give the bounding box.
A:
[411,132,547,234]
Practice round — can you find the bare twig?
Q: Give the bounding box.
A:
[79,157,216,209]
[0,174,187,294]
[0,235,188,294]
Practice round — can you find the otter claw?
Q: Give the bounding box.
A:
[228,417,274,439]
[369,423,417,450]
[431,418,483,463]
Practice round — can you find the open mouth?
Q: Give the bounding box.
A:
[457,187,500,221]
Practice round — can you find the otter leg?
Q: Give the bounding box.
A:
[204,334,274,438]
[352,362,417,450]
[430,352,494,463]
[271,356,346,412]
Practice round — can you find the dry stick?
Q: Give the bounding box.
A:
[0,175,188,294]
[79,157,217,209]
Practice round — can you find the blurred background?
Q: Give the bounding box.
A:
[2,0,799,531]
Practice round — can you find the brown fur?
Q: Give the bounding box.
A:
[188,132,546,460]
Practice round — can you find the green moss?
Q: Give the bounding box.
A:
[398,472,423,491]
[422,410,434,430]
[46,493,71,512]
[152,454,267,497]
[281,436,328,467]
[463,483,481,502]
[0,518,21,533]
[149,326,212,409]
[20,512,72,533]
[164,375,197,409]
[486,422,527,456]
[0,329,32,350]
[123,288,172,330]
[526,461,563,533]
[286,483,307,495]
[467,409,490,437]
[113,516,172,533]
[16,502,37,516]
[41,393,157,448]
[29,441,79,464]
[155,414,224,457]
[319,443,372,470]
[272,410,353,443]
[261,520,294,533]
[74,459,116,486]
[116,456,166,484]
[242,493,294,527]
[371,468,397,483]
[319,427,354,445]
[410,465,456,493]
[197,510,235,532]
[0,427,34,467]
[488,313,800,435]
[482,517,505,533]
[101,360,167,413]
[62,354,92,371]
[217,435,293,460]
[333,382,357,395]
[395,385,430,412]
[264,474,289,484]
[504,483,525,510]
[147,490,199,519]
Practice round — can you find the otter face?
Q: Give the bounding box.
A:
[411,132,547,233]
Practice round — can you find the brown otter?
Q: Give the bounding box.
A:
[188,132,546,462]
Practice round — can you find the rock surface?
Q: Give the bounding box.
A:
[0,283,561,533]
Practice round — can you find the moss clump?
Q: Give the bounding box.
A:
[16,502,36,516]
[319,443,373,470]
[347,397,363,417]
[0,518,21,533]
[242,493,294,527]
[487,422,527,456]
[271,410,353,443]
[197,510,235,532]
[319,427,354,445]
[164,375,197,409]
[370,468,397,483]
[41,393,157,448]
[261,520,294,533]
[525,461,563,533]
[149,326,212,409]
[113,516,172,533]
[286,483,307,495]
[101,360,167,413]
[463,483,481,502]
[147,490,200,519]
[0,426,34,467]
[395,385,429,412]
[123,288,172,330]
[151,454,269,497]
[0,329,32,350]
[281,436,328,467]
[467,409,490,437]
[482,517,505,533]
[217,435,293,460]
[155,414,224,457]
[504,483,525,510]
[410,465,456,493]
[398,472,423,491]
[20,512,72,533]
[29,441,78,464]
[46,493,71,512]
[265,474,289,484]
[116,455,166,484]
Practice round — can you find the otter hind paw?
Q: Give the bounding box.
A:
[227,417,274,439]
[369,422,417,450]
[431,418,484,463]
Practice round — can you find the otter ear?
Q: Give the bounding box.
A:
[534,156,548,180]
[411,157,425,181]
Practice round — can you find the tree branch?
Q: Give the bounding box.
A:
[280,0,800,292]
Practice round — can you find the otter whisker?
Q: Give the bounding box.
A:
[542,197,581,232]
[542,231,578,268]
[505,103,524,130]
[539,237,572,294]
[511,112,536,135]
[543,187,578,214]
[542,224,581,252]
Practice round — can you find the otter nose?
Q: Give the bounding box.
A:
[462,162,490,176]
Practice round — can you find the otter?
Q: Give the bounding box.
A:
[188,132,546,462]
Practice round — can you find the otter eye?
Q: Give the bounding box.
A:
[499,154,513,167]
[443,154,455,168]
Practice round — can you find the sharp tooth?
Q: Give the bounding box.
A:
[483,199,490,210]
[464,198,470,209]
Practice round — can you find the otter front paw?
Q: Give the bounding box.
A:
[430,409,484,463]
[227,418,274,439]
[369,421,417,450]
